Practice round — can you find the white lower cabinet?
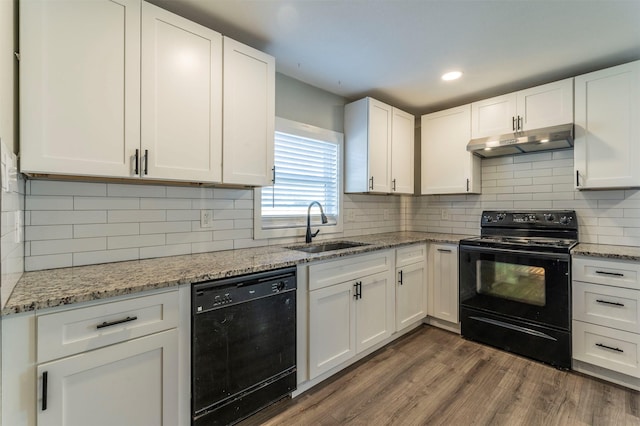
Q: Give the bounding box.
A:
[33,290,181,426]
[395,244,427,331]
[37,329,178,426]
[572,256,640,390]
[308,251,394,380]
[427,243,459,324]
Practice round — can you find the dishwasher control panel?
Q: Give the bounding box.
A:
[193,267,296,313]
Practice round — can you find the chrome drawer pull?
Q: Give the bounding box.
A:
[596,299,625,307]
[595,270,624,277]
[595,343,623,353]
[96,315,138,330]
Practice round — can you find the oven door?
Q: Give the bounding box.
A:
[459,244,570,330]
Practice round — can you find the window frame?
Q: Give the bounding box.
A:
[253,117,344,240]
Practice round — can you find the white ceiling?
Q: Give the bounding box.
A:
[148,0,640,115]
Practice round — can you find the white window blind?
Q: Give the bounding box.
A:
[261,131,339,228]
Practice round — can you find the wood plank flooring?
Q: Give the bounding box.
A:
[240,326,640,426]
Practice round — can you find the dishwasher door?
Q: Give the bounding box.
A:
[192,268,296,425]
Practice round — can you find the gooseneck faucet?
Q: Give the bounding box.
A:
[306,201,328,243]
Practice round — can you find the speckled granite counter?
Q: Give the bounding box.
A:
[571,243,640,262]
[3,232,468,316]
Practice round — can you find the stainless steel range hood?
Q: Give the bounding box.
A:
[467,123,574,158]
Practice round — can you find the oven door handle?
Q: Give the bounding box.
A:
[459,244,570,261]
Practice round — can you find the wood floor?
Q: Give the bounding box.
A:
[241,326,640,426]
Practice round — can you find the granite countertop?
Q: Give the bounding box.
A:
[571,243,640,262]
[3,231,467,316]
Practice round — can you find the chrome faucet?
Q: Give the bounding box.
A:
[306,201,328,243]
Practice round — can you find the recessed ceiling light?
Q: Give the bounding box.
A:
[442,71,462,81]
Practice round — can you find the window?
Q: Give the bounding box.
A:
[254,118,343,239]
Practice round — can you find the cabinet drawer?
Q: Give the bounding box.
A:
[573,256,640,290]
[573,281,640,333]
[309,250,392,291]
[37,290,179,363]
[572,321,640,378]
[396,244,426,268]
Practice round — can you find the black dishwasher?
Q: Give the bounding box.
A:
[191,267,297,426]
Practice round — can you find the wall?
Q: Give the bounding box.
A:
[407,149,640,246]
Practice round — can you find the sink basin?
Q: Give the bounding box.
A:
[286,241,369,254]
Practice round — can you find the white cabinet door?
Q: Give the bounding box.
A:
[471,93,517,139]
[428,244,459,323]
[574,61,640,189]
[356,271,394,353]
[517,78,573,131]
[368,99,393,193]
[421,104,480,195]
[309,281,356,379]
[390,107,414,194]
[20,0,141,178]
[222,37,275,186]
[37,329,178,426]
[396,261,427,331]
[141,2,222,183]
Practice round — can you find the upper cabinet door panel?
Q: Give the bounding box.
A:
[20,0,141,178]
[470,93,516,139]
[222,37,275,186]
[368,99,392,193]
[141,2,223,182]
[574,61,640,189]
[390,107,414,194]
[518,78,574,130]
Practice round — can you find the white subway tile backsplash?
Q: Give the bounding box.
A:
[107,183,166,198]
[31,210,107,225]
[73,248,139,267]
[74,196,140,210]
[167,210,200,221]
[166,231,211,245]
[25,225,73,241]
[140,221,191,234]
[108,234,165,249]
[26,195,73,211]
[140,243,191,259]
[192,240,234,254]
[166,186,213,199]
[108,210,166,223]
[140,198,192,210]
[25,253,72,271]
[31,237,106,256]
[74,223,140,238]
[29,180,107,197]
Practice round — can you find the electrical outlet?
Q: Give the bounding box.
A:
[441,209,450,220]
[347,210,356,222]
[383,209,390,220]
[200,210,213,228]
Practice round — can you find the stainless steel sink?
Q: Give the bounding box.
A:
[286,241,369,254]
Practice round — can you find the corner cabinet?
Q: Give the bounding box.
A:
[471,78,573,138]
[344,97,414,194]
[574,60,640,189]
[421,104,481,194]
[427,243,459,324]
[222,37,275,186]
[308,251,394,379]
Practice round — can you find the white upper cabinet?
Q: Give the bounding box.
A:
[390,107,415,194]
[21,1,274,186]
[421,104,480,195]
[141,2,223,183]
[574,60,640,189]
[222,37,275,186]
[20,0,141,178]
[471,78,573,139]
[345,97,415,194]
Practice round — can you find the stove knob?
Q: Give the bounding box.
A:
[276,281,286,292]
[543,214,555,222]
[559,216,572,225]
[496,213,506,221]
[483,215,493,223]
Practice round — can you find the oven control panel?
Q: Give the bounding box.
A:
[481,211,576,228]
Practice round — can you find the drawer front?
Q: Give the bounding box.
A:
[396,244,426,268]
[573,256,640,290]
[572,320,640,378]
[37,290,179,363]
[573,281,640,333]
[309,250,392,291]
